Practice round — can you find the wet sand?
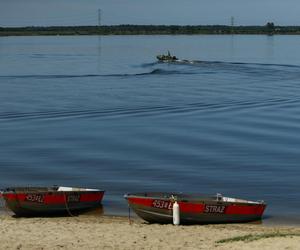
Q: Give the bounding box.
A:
[0,215,300,250]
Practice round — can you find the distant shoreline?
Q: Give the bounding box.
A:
[1,25,300,36]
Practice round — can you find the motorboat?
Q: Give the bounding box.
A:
[0,186,105,217]
[156,51,178,62]
[125,192,266,224]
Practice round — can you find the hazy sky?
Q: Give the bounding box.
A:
[1,0,300,27]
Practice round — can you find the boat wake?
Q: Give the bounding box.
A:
[1,60,300,80]
[0,98,296,122]
[154,59,300,69]
[0,69,196,79]
[141,59,300,81]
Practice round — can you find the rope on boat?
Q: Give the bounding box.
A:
[3,197,11,216]
[170,195,176,203]
[0,191,8,215]
[13,189,22,210]
[63,193,75,217]
[128,204,132,225]
[0,189,19,216]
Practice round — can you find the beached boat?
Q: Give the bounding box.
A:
[0,186,105,216]
[125,192,266,224]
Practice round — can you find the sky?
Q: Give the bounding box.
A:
[1,0,300,27]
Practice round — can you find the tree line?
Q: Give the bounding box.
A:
[1,24,300,36]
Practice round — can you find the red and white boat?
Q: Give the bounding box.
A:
[125,192,266,224]
[0,186,105,217]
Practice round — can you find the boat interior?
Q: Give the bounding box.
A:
[2,186,101,193]
[126,192,264,204]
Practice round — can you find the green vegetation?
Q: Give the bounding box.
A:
[1,24,300,36]
[266,22,275,35]
[216,232,300,244]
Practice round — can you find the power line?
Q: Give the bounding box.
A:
[98,9,101,26]
[230,16,235,34]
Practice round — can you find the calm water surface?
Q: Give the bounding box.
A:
[1,35,300,224]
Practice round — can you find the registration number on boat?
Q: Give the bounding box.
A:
[67,194,80,202]
[152,200,173,210]
[204,205,226,214]
[25,194,44,203]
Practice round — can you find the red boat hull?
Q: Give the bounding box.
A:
[126,193,266,224]
[1,187,105,217]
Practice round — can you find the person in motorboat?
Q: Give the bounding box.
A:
[156,51,178,62]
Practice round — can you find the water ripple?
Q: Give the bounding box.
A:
[0,98,298,121]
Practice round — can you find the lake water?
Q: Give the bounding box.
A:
[1,35,300,225]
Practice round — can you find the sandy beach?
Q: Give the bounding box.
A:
[0,214,299,250]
